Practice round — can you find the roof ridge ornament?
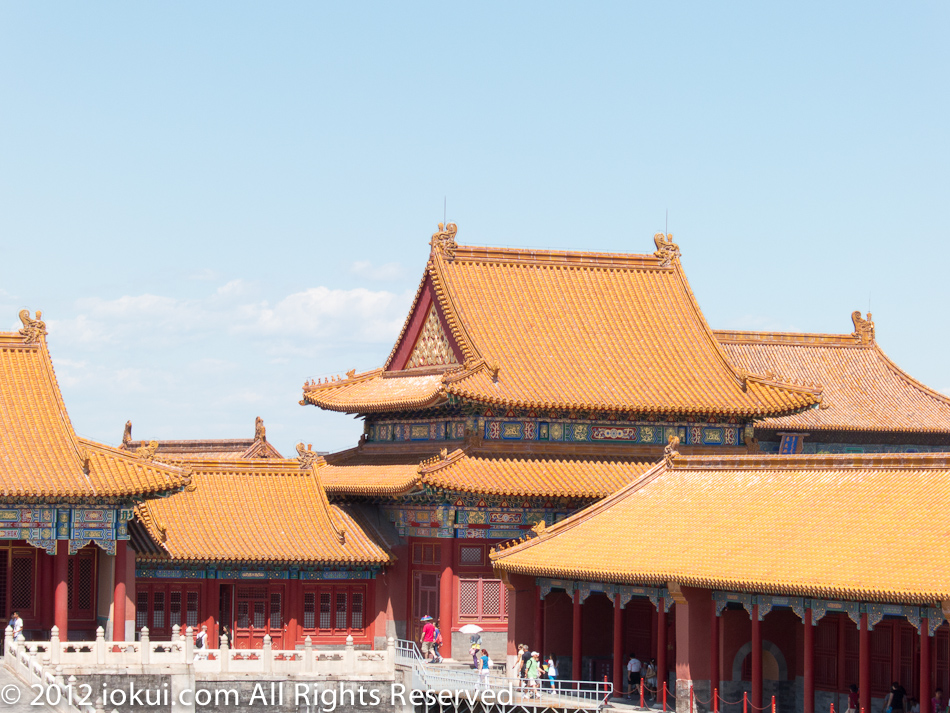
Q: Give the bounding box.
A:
[653,233,681,267]
[296,442,319,469]
[851,311,875,345]
[430,222,458,259]
[18,309,47,344]
[254,416,266,442]
[664,434,680,466]
[135,440,159,461]
[122,420,133,447]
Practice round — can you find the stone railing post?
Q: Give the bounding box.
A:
[344,634,355,672]
[95,627,106,665]
[3,625,12,658]
[387,636,396,672]
[171,624,180,657]
[262,635,273,673]
[140,627,150,665]
[219,634,229,673]
[184,626,194,662]
[50,626,61,666]
[304,636,313,673]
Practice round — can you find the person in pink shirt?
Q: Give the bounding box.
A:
[420,616,436,660]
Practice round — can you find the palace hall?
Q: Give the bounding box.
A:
[3,225,948,713]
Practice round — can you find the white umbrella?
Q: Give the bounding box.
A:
[459,624,483,634]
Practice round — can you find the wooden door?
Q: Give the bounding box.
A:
[234,586,282,649]
[234,587,268,649]
[411,571,439,643]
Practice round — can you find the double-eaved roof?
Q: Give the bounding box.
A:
[316,443,657,500]
[0,313,189,499]
[491,451,950,604]
[717,315,950,433]
[303,229,821,418]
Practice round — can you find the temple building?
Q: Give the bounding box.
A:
[490,449,950,713]
[300,224,950,712]
[300,225,827,657]
[0,311,189,642]
[717,322,950,454]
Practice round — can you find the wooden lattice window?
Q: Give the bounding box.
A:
[269,592,282,629]
[67,550,96,620]
[458,578,507,621]
[303,592,316,629]
[0,555,7,619]
[136,592,148,629]
[152,591,166,630]
[10,552,34,613]
[303,586,367,634]
[186,592,199,627]
[458,545,484,566]
[412,544,442,565]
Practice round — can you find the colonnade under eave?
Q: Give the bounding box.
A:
[505,576,950,713]
[0,539,134,643]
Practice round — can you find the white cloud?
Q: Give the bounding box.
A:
[350,261,405,281]
[48,282,412,352]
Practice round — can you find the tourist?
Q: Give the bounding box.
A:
[432,620,443,663]
[546,654,559,691]
[645,658,658,700]
[193,625,209,662]
[519,643,531,691]
[846,684,858,713]
[9,611,24,642]
[420,615,436,660]
[626,652,641,698]
[932,688,946,713]
[478,648,492,688]
[908,698,920,713]
[525,651,541,699]
[884,682,907,713]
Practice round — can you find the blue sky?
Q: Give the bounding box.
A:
[2,2,948,455]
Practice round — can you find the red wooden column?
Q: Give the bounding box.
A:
[751,604,762,709]
[286,581,298,649]
[572,590,582,681]
[613,595,624,694]
[922,618,932,713]
[204,578,220,646]
[54,540,69,641]
[439,541,454,650]
[113,540,127,641]
[535,588,544,656]
[804,608,814,713]
[711,601,720,695]
[657,603,667,697]
[859,613,870,713]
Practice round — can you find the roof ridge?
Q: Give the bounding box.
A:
[868,341,950,409]
[419,447,466,473]
[714,329,865,348]
[674,452,950,470]
[447,244,669,269]
[429,245,481,365]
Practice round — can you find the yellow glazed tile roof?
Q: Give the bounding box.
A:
[492,452,950,603]
[304,232,821,417]
[137,458,391,564]
[717,323,950,433]
[421,449,655,498]
[0,320,188,498]
[317,446,438,497]
[303,369,445,413]
[315,443,656,499]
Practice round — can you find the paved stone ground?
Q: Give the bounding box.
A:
[0,665,56,712]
